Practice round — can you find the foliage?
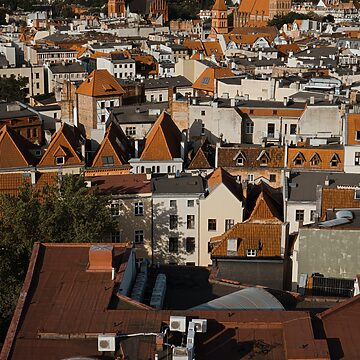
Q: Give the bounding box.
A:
[168,0,215,20]
[0,175,115,343]
[322,14,335,23]
[268,11,319,29]
[0,76,27,103]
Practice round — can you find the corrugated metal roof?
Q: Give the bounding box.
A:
[191,287,284,311]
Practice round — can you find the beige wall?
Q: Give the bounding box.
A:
[199,183,243,266]
[175,58,208,83]
[77,93,97,137]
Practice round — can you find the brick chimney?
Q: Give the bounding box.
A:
[88,244,114,271]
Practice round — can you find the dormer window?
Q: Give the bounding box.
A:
[233,150,246,166]
[293,152,305,166]
[102,156,114,166]
[310,153,321,166]
[257,150,270,166]
[330,153,340,167]
[237,157,244,166]
[56,156,65,165]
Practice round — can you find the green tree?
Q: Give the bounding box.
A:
[0,75,27,102]
[0,175,115,343]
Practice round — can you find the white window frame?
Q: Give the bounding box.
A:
[134,230,144,243]
[134,201,144,216]
[246,249,257,257]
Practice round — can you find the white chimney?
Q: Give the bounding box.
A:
[134,140,139,158]
[180,141,185,160]
[309,96,315,105]
[283,97,288,107]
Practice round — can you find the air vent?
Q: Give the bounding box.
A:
[98,334,116,352]
[170,316,186,332]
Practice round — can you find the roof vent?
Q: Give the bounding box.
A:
[170,316,186,332]
[98,334,116,352]
[88,244,113,272]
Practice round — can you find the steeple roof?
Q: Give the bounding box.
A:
[212,0,228,11]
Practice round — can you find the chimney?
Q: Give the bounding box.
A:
[283,97,288,107]
[242,180,248,204]
[324,175,330,186]
[309,96,315,105]
[215,142,220,168]
[88,244,114,272]
[135,107,140,113]
[31,171,36,186]
[180,140,185,160]
[134,139,139,158]
[230,98,236,107]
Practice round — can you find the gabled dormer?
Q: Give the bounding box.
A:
[38,123,84,171]
[292,151,305,167]
[233,150,246,166]
[309,152,321,167]
[256,150,271,166]
[92,122,131,168]
[330,153,341,168]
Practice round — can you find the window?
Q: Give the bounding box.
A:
[201,123,205,135]
[186,237,195,253]
[134,201,144,216]
[110,101,114,107]
[101,101,105,109]
[36,82,40,89]
[170,215,178,229]
[225,219,234,231]
[295,210,304,222]
[248,174,254,182]
[290,124,297,135]
[159,94,163,102]
[356,131,360,141]
[355,188,360,199]
[169,237,179,253]
[111,203,120,216]
[170,200,177,208]
[249,109,254,115]
[245,122,254,134]
[330,154,340,167]
[246,249,257,257]
[267,123,275,138]
[35,73,40,79]
[355,152,360,166]
[102,156,114,166]
[126,127,136,137]
[187,215,195,229]
[201,110,206,116]
[310,153,321,166]
[269,174,276,182]
[101,114,106,123]
[134,230,144,243]
[293,153,305,166]
[56,156,64,165]
[208,219,216,231]
[112,231,121,242]
[187,200,194,207]
[236,157,244,166]
[310,210,316,222]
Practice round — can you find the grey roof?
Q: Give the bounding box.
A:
[36,47,77,53]
[110,53,135,63]
[295,46,338,58]
[167,44,187,51]
[144,75,192,90]
[49,62,87,74]
[236,99,306,110]
[152,175,205,194]
[217,76,242,85]
[0,54,9,68]
[288,172,360,202]
[110,103,168,124]
[197,60,218,68]
[191,287,284,311]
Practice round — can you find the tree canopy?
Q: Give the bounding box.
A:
[0,76,27,103]
[0,175,115,343]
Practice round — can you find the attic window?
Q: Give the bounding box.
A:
[102,156,114,166]
[330,153,340,167]
[202,77,210,85]
[102,84,115,91]
[310,153,321,166]
[56,156,65,165]
[236,157,244,166]
[293,152,305,166]
[246,249,257,257]
[355,188,360,200]
[257,150,270,166]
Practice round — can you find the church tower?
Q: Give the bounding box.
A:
[108,0,126,18]
[210,0,228,38]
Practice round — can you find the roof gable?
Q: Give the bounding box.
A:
[38,123,83,167]
[212,0,227,11]
[92,122,130,167]
[193,67,234,93]
[0,126,35,168]
[207,168,242,202]
[188,141,214,170]
[76,69,126,97]
[140,112,182,161]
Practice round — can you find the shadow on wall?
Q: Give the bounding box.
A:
[189,118,221,144]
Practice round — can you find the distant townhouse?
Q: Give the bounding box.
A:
[210,182,289,290]
[217,144,285,187]
[75,69,126,140]
[344,112,360,173]
[144,75,193,103]
[47,62,87,93]
[89,174,153,261]
[97,53,136,80]
[27,46,78,65]
[129,112,184,175]
[152,174,205,265]
[132,54,158,79]
[199,168,244,266]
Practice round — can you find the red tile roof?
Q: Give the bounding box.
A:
[193,67,234,93]
[212,0,227,11]
[76,69,126,97]
[140,111,182,161]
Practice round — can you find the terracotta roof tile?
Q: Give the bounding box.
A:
[0,173,31,195]
[188,141,215,170]
[202,41,224,60]
[212,0,227,11]
[76,69,126,97]
[238,0,270,17]
[193,67,234,93]
[38,123,84,168]
[140,111,182,161]
[91,122,131,168]
[0,126,36,168]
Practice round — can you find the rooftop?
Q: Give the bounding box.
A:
[152,174,205,194]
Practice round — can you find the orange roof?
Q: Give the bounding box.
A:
[183,39,204,51]
[76,70,126,97]
[347,113,360,145]
[0,126,35,168]
[89,51,109,60]
[190,52,202,60]
[238,0,270,17]
[192,67,234,93]
[276,43,301,55]
[212,0,227,11]
[92,122,130,167]
[0,173,31,195]
[207,168,242,201]
[202,41,224,59]
[224,33,272,46]
[38,123,84,168]
[140,111,182,161]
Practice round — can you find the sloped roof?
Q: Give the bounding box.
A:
[238,0,270,17]
[76,69,126,97]
[0,126,36,168]
[140,111,182,161]
[188,141,214,170]
[193,67,234,93]
[38,123,83,167]
[212,0,227,11]
[92,122,130,167]
[202,41,224,60]
[207,168,242,202]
